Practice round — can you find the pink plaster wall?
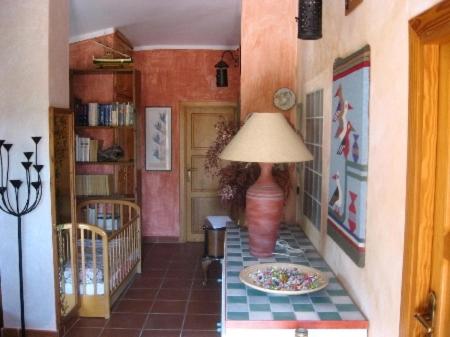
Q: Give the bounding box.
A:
[134,50,240,238]
[240,0,298,223]
[240,0,298,119]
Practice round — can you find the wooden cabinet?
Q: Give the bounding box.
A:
[70,69,139,202]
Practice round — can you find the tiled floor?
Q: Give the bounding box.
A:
[64,243,222,337]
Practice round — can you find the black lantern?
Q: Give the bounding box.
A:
[215,60,229,87]
[215,50,239,88]
[297,0,322,40]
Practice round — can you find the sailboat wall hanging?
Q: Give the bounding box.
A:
[327,45,370,267]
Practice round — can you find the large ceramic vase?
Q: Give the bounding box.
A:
[246,163,284,257]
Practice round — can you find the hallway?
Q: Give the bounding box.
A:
[64,243,221,337]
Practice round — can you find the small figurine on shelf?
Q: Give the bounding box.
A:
[98,144,124,162]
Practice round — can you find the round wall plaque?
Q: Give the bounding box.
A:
[273,88,296,111]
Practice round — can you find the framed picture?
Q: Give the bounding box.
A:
[145,107,172,171]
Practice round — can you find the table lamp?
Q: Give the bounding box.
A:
[219,113,313,257]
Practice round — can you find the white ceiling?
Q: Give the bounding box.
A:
[70,0,242,50]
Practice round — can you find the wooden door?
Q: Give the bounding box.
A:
[181,102,238,241]
[401,3,450,337]
[429,41,450,337]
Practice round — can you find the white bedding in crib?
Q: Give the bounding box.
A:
[62,238,132,296]
[64,282,105,295]
[63,239,106,295]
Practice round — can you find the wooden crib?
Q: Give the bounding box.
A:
[59,199,141,319]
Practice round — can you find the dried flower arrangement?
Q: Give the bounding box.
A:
[204,118,291,214]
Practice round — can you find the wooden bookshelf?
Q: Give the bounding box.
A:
[70,68,139,203]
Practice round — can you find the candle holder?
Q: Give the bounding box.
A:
[0,137,44,337]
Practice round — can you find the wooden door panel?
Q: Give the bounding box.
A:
[191,155,219,191]
[445,233,450,260]
[430,41,450,337]
[401,5,450,337]
[184,103,237,241]
[191,111,234,149]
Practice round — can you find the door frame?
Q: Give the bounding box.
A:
[49,107,78,335]
[179,101,239,242]
[400,2,450,337]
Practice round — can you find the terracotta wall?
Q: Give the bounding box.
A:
[240,0,298,119]
[70,41,240,238]
[134,50,240,238]
[240,0,298,222]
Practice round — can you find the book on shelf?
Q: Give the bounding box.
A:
[84,206,120,231]
[75,135,99,162]
[75,174,113,196]
[74,100,135,127]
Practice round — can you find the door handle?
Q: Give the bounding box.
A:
[187,168,198,181]
[415,312,433,334]
[187,168,192,181]
[414,291,436,336]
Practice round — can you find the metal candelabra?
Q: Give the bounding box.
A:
[0,137,44,337]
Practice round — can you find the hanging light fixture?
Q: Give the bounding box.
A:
[297,0,322,40]
[215,50,239,88]
[215,59,229,87]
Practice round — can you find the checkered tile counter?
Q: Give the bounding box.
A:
[223,224,368,331]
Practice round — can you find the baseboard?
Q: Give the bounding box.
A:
[143,235,179,243]
[2,328,58,337]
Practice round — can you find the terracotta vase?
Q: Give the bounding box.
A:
[246,163,284,257]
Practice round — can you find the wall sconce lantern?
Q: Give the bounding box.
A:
[215,59,229,87]
[297,0,322,40]
[215,50,239,88]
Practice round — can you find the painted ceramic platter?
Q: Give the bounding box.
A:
[239,263,328,295]
[273,87,296,110]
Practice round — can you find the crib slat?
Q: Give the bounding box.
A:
[95,203,98,227]
[120,205,124,230]
[92,231,97,295]
[80,228,86,296]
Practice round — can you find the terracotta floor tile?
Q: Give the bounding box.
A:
[61,315,78,333]
[64,243,227,337]
[73,318,106,328]
[161,278,193,289]
[99,329,141,337]
[140,330,181,337]
[187,301,220,315]
[65,327,102,337]
[183,314,220,330]
[151,300,187,314]
[165,269,195,279]
[131,276,164,289]
[190,289,220,302]
[144,313,184,330]
[182,331,220,337]
[123,288,158,300]
[191,279,220,290]
[105,313,147,329]
[113,299,153,313]
[157,288,190,301]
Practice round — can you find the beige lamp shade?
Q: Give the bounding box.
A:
[219,112,313,163]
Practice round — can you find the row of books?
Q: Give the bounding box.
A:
[75,135,100,162]
[76,175,112,196]
[75,101,135,127]
[84,207,120,231]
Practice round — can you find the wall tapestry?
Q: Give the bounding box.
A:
[327,45,370,267]
[145,107,172,171]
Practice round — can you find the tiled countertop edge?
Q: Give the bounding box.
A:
[225,320,369,329]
